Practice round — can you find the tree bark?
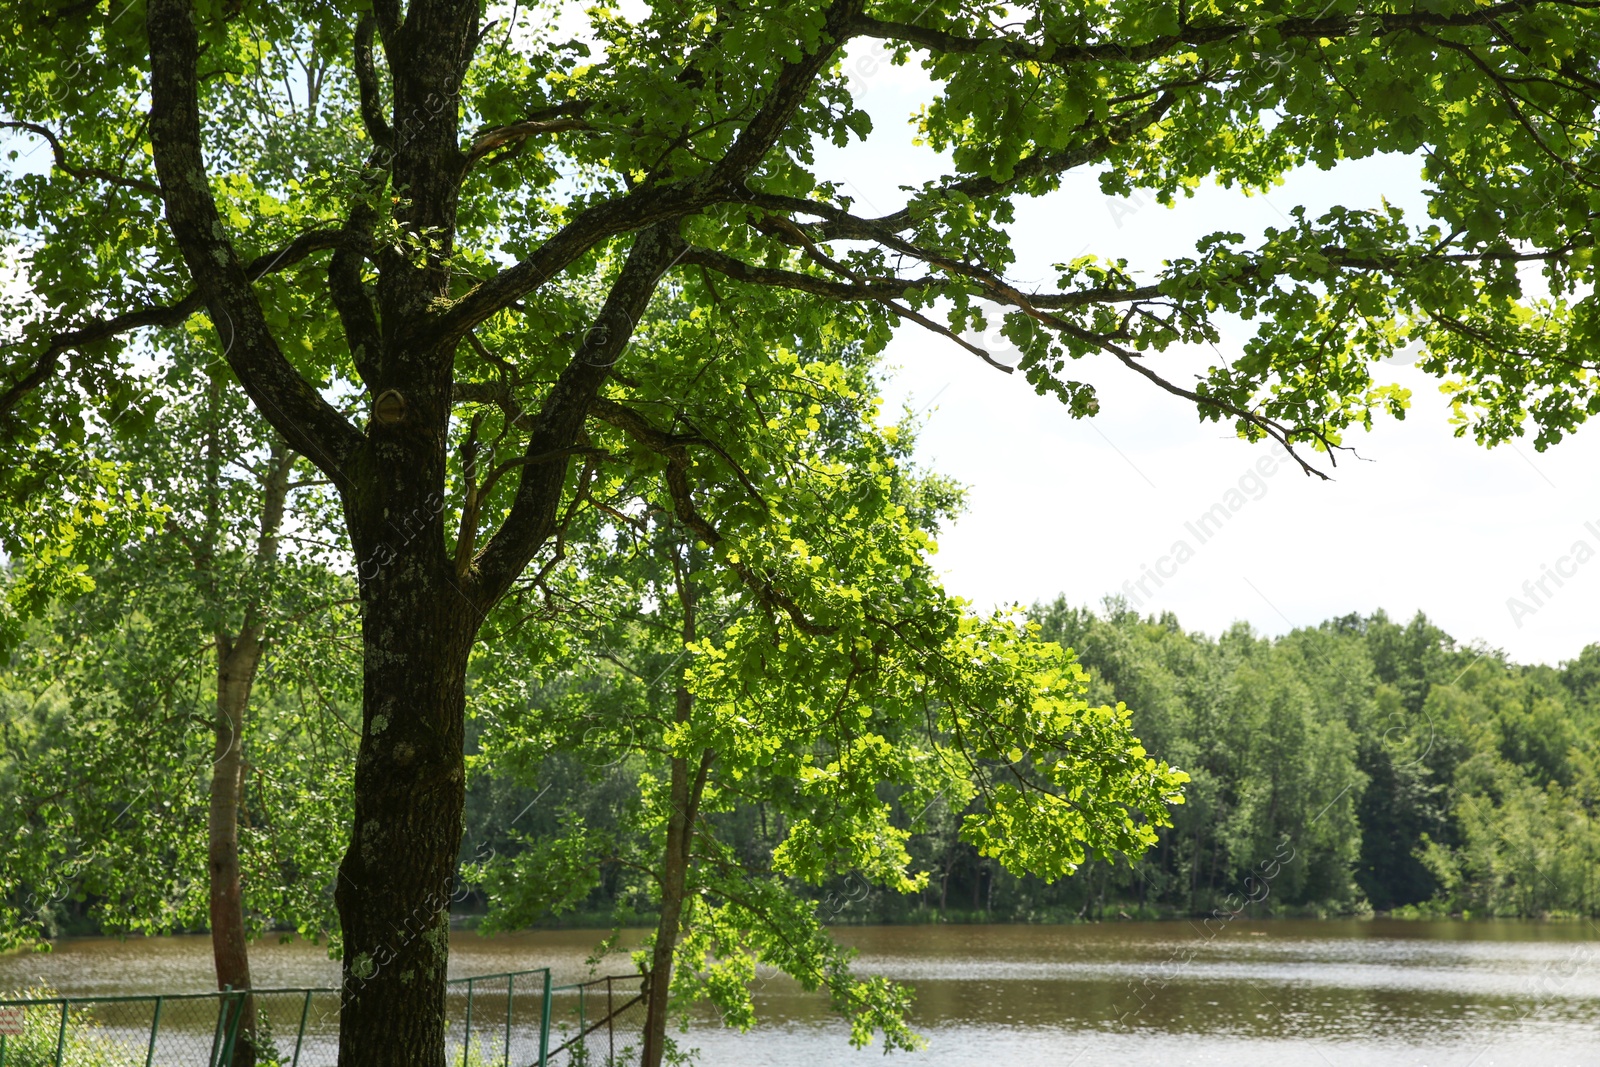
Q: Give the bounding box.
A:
[210,633,263,1067]
[195,403,293,1067]
[641,549,710,1067]
[640,740,693,1067]
[203,431,294,1062]
[332,551,477,1067]
[142,5,722,1064]
[318,231,677,1067]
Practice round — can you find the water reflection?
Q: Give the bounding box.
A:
[3,920,1598,1065]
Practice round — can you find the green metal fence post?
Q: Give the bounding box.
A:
[53,1001,67,1067]
[208,987,227,1067]
[145,996,164,1067]
[2,969,570,1067]
[208,991,230,1067]
[216,991,244,1067]
[290,990,312,1067]
[538,970,551,1067]
[503,975,513,1067]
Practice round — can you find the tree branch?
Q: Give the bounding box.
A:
[465,105,593,167]
[849,1,1600,70]
[703,86,1181,261]
[452,377,531,430]
[1,229,346,420]
[145,0,363,483]
[430,183,709,343]
[470,224,684,602]
[352,15,393,151]
[676,246,925,302]
[882,299,1014,373]
[588,396,830,636]
[0,120,162,195]
[434,0,860,342]
[703,0,862,186]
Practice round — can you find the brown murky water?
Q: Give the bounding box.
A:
[4,920,1598,1065]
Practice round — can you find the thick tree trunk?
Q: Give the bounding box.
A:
[145,4,676,1063]
[210,635,263,1067]
[333,559,476,1067]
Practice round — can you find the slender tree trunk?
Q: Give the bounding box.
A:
[641,550,709,1067]
[195,407,292,1067]
[640,741,694,1067]
[333,559,477,1067]
[210,634,263,1067]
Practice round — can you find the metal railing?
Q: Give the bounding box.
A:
[545,976,646,1067]
[0,970,645,1067]
[449,969,550,1067]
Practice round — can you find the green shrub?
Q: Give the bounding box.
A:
[0,988,136,1067]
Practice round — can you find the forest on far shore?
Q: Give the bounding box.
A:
[8,597,1597,940]
[462,602,1600,925]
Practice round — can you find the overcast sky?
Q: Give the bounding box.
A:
[824,43,1600,667]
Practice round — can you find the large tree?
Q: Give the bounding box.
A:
[3,0,1598,1063]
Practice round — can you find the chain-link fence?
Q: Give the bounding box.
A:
[248,989,341,1067]
[0,970,646,1067]
[0,989,250,1067]
[544,976,646,1067]
[446,969,551,1067]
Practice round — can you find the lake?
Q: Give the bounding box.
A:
[3,920,1597,1066]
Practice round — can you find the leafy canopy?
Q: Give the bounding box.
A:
[3,0,1598,479]
[466,333,1183,1046]
[0,365,358,953]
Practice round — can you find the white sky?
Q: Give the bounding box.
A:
[825,43,1600,667]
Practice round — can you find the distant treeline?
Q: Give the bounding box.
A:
[11,597,1598,938]
[462,603,1600,923]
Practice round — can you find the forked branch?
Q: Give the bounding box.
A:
[2,229,347,420]
[146,0,363,480]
